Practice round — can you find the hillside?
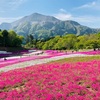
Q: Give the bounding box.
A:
[0,13,100,40]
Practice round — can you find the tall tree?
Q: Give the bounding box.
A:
[2,30,9,47]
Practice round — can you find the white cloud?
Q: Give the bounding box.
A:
[0,0,27,11]
[59,8,67,13]
[54,13,72,21]
[78,1,96,9]
[73,16,100,28]
[0,17,22,24]
[8,0,27,9]
[54,9,72,20]
[54,12,94,23]
[54,10,100,28]
[76,0,100,10]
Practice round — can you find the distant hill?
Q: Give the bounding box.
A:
[0,13,100,40]
[0,22,11,30]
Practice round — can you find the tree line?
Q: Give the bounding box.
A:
[0,29,24,47]
[25,33,100,51]
[1,29,100,51]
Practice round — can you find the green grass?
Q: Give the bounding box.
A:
[50,55,100,64]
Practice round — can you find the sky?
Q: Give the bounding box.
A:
[0,0,100,28]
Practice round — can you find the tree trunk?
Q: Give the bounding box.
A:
[93,48,96,51]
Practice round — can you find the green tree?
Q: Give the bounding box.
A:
[0,31,3,46]
[14,35,24,47]
[36,41,44,49]
[8,30,17,46]
[2,30,9,47]
[8,30,24,47]
[64,34,77,49]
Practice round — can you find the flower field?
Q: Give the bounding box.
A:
[0,50,66,68]
[0,56,100,99]
[0,50,100,68]
[79,50,100,55]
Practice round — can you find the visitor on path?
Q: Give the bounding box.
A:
[72,50,74,53]
[4,57,7,60]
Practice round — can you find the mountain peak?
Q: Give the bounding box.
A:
[31,12,43,16]
[29,13,59,22]
[0,13,99,40]
[11,13,60,26]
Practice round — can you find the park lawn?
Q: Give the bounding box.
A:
[50,55,100,64]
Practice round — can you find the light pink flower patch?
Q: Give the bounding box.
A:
[0,50,66,68]
[0,50,99,68]
[79,50,100,55]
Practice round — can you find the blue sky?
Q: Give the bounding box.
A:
[0,0,100,28]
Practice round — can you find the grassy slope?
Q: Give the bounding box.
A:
[50,55,100,64]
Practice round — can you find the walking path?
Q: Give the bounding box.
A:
[0,54,88,72]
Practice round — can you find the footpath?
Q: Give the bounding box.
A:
[0,54,88,72]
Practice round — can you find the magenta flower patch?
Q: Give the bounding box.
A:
[0,60,100,99]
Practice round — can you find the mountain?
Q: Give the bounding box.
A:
[0,22,11,30]
[0,13,100,40]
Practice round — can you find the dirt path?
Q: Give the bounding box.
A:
[0,54,88,72]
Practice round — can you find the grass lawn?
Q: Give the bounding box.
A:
[50,55,100,64]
